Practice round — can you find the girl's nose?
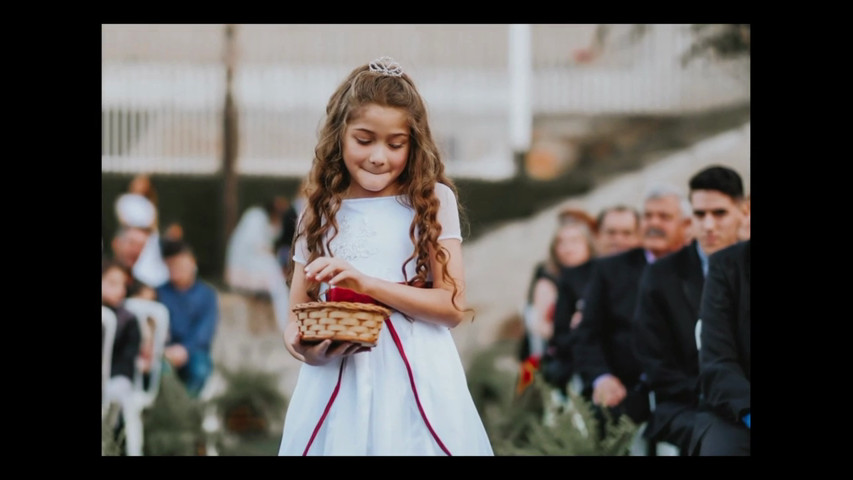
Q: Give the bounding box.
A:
[369,146,386,165]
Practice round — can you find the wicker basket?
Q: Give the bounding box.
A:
[292,301,392,347]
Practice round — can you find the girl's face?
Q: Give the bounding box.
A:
[554,224,592,268]
[102,267,127,307]
[342,104,410,198]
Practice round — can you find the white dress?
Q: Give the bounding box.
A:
[278,183,494,456]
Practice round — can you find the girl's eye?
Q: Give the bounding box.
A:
[389,144,404,149]
[356,138,371,144]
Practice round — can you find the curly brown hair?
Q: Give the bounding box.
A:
[292,61,468,312]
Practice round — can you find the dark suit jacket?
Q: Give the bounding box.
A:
[103,303,142,380]
[633,240,705,441]
[542,260,594,390]
[572,247,649,391]
[698,240,750,424]
[518,262,559,361]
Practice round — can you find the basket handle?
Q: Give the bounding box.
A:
[318,284,334,303]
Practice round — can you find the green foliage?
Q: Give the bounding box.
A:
[682,24,750,66]
[593,23,750,68]
[468,339,523,422]
[129,362,288,456]
[491,375,637,456]
[101,405,124,456]
[210,365,288,436]
[142,369,205,456]
[189,364,290,456]
[467,342,638,456]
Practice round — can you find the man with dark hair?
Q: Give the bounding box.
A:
[572,184,692,434]
[155,239,219,397]
[632,165,748,455]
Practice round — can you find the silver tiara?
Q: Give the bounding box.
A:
[369,56,403,77]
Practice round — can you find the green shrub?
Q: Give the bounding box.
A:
[211,365,287,436]
[467,342,638,456]
[142,369,205,456]
[492,376,637,456]
[101,404,124,456]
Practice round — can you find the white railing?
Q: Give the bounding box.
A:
[101,24,749,179]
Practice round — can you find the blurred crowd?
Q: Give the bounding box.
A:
[102,163,750,456]
[515,164,750,456]
[101,173,302,455]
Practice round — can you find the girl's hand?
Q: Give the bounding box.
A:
[304,256,373,294]
[283,318,370,366]
[299,340,371,366]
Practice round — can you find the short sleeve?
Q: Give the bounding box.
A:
[292,209,310,265]
[435,183,462,242]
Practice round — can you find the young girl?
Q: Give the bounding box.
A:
[279,57,494,456]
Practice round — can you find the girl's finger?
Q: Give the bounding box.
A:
[305,258,329,276]
[316,264,337,282]
[328,271,349,286]
[314,339,332,356]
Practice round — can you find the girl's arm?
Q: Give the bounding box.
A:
[283,262,368,365]
[305,237,467,328]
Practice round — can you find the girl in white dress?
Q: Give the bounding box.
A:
[278,57,494,456]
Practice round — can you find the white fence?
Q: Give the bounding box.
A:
[102,24,749,179]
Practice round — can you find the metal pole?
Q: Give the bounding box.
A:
[508,24,532,177]
[222,24,239,280]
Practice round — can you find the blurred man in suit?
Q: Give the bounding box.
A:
[595,204,642,258]
[694,239,750,455]
[632,165,748,455]
[571,184,691,431]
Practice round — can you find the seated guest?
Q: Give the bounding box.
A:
[517,209,596,394]
[155,239,219,398]
[102,256,143,454]
[633,165,748,454]
[571,184,691,434]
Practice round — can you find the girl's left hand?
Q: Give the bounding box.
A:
[283,319,370,365]
[304,256,372,294]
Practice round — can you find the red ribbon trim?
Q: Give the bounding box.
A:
[303,285,451,456]
[326,287,384,304]
[385,318,452,455]
[302,357,346,456]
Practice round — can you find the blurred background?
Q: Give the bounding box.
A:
[101,24,749,456]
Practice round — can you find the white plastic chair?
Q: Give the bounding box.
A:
[695,319,702,351]
[122,298,170,456]
[101,307,117,411]
[644,390,682,456]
